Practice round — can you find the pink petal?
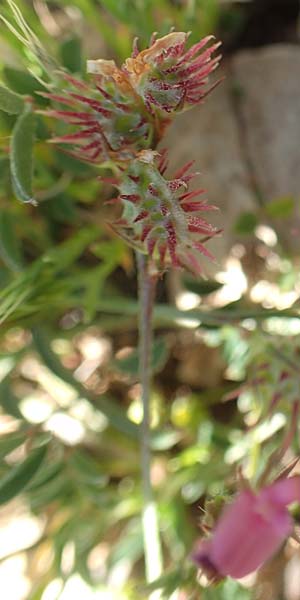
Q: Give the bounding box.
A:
[194,479,300,580]
[261,476,300,507]
[210,490,292,578]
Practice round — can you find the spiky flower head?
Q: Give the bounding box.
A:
[40,70,156,163]
[42,32,220,163]
[110,150,219,275]
[41,31,221,273]
[123,32,221,115]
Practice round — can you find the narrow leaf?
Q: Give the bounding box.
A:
[114,336,169,377]
[3,67,48,104]
[60,37,82,73]
[0,442,48,505]
[0,377,23,419]
[0,211,23,271]
[10,103,36,203]
[0,84,24,114]
[27,460,63,491]
[0,429,27,460]
[183,277,223,296]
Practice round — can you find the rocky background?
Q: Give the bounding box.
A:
[167,0,300,261]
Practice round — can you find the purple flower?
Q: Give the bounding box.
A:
[193,476,300,580]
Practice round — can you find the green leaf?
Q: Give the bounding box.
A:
[114,336,169,377]
[146,567,189,595]
[0,429,27,460]
[0,210,23,271]
[27,460,63,491]
[265,196,295,219]
[70,449,107,486]
[3,68,46,98]
[83,263,115,323]
[0,84,24,114]
[108,518,144,568]
[83,297,300,327]
[234,211,258,234]
[183,277,223,296]
[0,227,100,325]
[160,497,194,553]
[0,442,48,505]
[203,579,251,600]
[151,429,182,450]
[41,194,76,224]
[97,0,134,25]
[0,377,23,419]
[29,473,70,511]
[27,581,50,600]
[60,36,82,73]
[10,103,36,203]
[55,150,95,176]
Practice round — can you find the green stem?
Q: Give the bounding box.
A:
[137,251,163,587]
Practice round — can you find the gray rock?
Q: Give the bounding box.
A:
[164,46,300,261]
[163,72,258,269]
[231,45,300,250]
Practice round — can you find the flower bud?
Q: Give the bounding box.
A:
[124,32,221,116]
[40,70,154,162]
[111,150,219,274]
[193,476,300,580]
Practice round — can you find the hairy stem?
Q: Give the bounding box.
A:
[137,251,163,587]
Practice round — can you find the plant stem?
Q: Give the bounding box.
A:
[137,251,163,587]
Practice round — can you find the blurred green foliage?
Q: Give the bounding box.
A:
[0,1,299,599]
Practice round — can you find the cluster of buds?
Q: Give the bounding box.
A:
[43,31,221,274]
[42,32,220,165]
[193,476,300,581]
